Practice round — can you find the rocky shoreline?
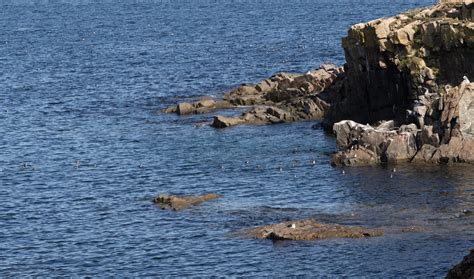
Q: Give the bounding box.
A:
[163,0,474,166]
[158,0,474,276]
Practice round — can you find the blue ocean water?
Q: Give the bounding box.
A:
[1,0,473,276]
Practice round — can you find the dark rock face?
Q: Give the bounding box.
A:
[446,249,474,279]
[152,193,221,211]
[242,219,383,241]
[324,1,474,130]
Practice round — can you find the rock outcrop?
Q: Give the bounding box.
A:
[162,64,344,128]
[162,0,474,165]
[324,0,474,128]
[328,0,474,165]
[242,219,383,241]
[446,249,474,279]
[153,193,221,211]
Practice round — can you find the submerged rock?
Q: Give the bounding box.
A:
[152,193,221,211]
[446,249,474,279]
[243,219,383,241]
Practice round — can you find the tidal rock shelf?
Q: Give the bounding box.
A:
[162,0,474,165]
[242,219,383,241]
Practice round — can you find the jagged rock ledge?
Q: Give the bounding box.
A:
[162,64,344,128]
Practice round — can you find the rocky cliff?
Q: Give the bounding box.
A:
[326,0,474,127]
[329,0,474,165]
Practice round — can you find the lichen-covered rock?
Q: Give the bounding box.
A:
[153,193,221,211]
[446,249,474,279]
[243,219,383,241]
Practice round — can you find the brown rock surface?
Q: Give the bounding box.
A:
[161,99,233,115]
[212,115,245,128]
[163,64,344,128]
[152,193,221,211]
[244,219,383,241]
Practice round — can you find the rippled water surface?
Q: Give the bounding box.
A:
[1,0,473,276]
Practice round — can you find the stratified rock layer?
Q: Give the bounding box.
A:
[153,193,221,211]
[243,219,383,241]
